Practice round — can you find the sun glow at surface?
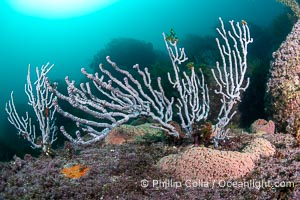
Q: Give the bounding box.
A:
[7,0,118,18]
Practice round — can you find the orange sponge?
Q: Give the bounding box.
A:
[61,164,89,179]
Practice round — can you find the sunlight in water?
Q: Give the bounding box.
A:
[7,0,118,18]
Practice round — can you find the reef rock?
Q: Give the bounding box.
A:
[266,19,300,134]
[250,119,275,135]
[105,123,162,145]
[242,138,276,158]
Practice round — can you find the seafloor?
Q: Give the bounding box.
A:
[0,131,299,199]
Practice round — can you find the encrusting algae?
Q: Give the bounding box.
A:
[61,164,89,179]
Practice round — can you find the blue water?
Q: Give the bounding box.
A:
[0,0,287,157]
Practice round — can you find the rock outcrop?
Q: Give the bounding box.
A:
[266,19,300,135]
[250,119,275,135]
[105,123,162,145]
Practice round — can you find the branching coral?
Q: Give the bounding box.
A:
[211,18,253,146]
[5,64,57,154]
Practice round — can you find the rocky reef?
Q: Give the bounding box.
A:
[266,19,300,140]
[0,127,299,199]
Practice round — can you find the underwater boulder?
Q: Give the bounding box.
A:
[242,138,276,158]
[250,119,275,135]
[105,123,163,145]
[266,19,300,135]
